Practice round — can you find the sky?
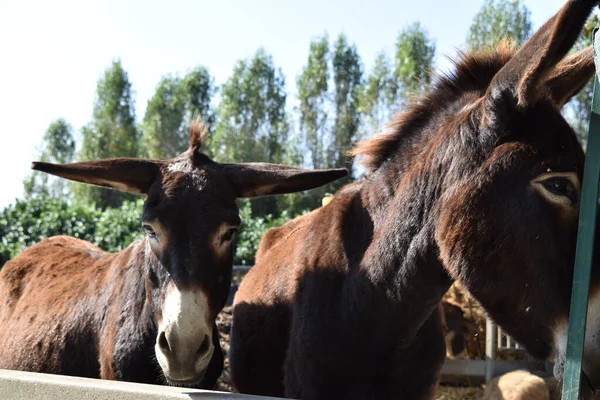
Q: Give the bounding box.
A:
[0,0,566,209]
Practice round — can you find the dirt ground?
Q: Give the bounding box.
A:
[215,306,235,393]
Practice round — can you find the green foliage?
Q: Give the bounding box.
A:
[390,22,436,107]
[331,34,363,173]
[296,33,364,208]
[24,119,75,200]
[42,119,77,164]
[142,67,215,159]
[92,200,146,252]
[212,49,288,165]
[182,67,216,130]
[359,22,435,143]
[234,200,305,265]
[467,0,533,51]
[0,197,145,265]
[297,35,330,171]
[73,59,140,208]
[359,52,394,133]
[142,75,187,159]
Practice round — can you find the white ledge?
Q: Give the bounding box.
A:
[0,369,279,400]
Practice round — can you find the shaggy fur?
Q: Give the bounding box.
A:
[230,1,600,399]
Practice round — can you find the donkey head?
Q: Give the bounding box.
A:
[431,0,600,387]
[32,121,347,385]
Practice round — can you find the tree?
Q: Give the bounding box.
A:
[295,34,364,208]
[390,22,436,109]
[297,35,330,171]
[181,67,215,132]
[213,49,288,164]
[142,75,186,159]
[359,52,394,134]
[331,34,363,186]
[73,60,140,208]
[359,22,435,142]
[142,67,215,160]
[24,119,75,199]
[466,0,533,51]
[212,49,289,216]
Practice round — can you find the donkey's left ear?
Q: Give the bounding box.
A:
[545,45,594,108]
[221,163,348,198]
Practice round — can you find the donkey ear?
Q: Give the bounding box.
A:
[31,159,160,195]
[221,163,348,198]
[545,45,594,108]
[485,0,596,112]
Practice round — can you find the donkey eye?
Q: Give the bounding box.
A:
[223,228,238,241]
[541,178,576,203]
[143,224,156,238]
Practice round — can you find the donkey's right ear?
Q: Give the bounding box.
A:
[32,158,161,195]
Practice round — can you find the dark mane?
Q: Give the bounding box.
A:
[351,41,516,172]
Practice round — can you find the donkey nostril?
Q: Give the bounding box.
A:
[158,331,170,352]
[197,335,210,357]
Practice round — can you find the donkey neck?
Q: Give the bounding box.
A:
[352,143,457,338]
[98,240,156,332]
[357,94,484,298]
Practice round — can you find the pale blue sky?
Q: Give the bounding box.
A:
[0,0,564,209]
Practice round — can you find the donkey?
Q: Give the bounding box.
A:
[0,121,346,388]
[230,1,600,398]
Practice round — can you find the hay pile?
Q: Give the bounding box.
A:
[435,386,484,400]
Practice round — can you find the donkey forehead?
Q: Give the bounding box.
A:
[159,160,235,199]
[164,160,207,189]
[467,99,583,166]
[142,160,239,228]
[515,103,583,162]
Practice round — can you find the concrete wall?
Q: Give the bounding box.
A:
[0,369,280,400]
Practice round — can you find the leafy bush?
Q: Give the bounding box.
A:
[93,200,145,252]
[0,197,144,266]
[0,196,305,268]
[234,200,305,265]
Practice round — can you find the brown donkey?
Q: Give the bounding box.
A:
[0,121,346,388]
[230,1,600,398]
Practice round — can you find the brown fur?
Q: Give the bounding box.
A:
[230,1,600,399]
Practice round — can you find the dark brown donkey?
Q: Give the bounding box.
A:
[0,121,346,388]
[230,1,600,398]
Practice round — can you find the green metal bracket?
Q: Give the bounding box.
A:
[561,28,600,400]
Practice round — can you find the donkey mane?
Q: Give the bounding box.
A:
[189,118,209,152]
[351,41,517,173]
[161,119,214,199]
